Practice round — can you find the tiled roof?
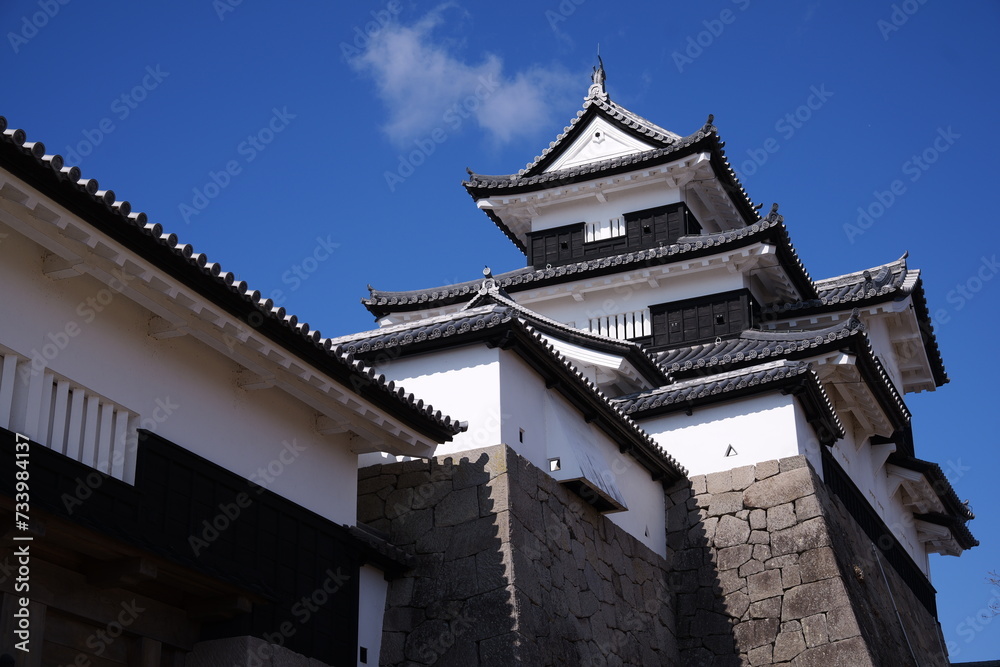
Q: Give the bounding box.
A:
[333,305,687,481]
[460,279,670,386]
[768,254,910,314]
[515,70,681,177]
[466,129,707,192]
[655,315,867,373]
[653,312,911,427]
[462,74,761,254]
[611,360,844,442]
[364,208,816,316]
[0,115,464,441]
[888,453,976,524]
[766,254,948,387]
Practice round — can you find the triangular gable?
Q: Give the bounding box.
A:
[544,115,658,173]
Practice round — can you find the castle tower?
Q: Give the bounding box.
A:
[352,64,976,665]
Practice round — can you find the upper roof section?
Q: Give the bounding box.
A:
[519,58,681,176]
[462,63,760,255]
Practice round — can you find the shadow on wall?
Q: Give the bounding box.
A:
[358,450,513,665]
[358,444,680,665]
[666,476,742,666]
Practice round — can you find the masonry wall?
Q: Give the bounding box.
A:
[357,444,678,666]
[666,455,949,666]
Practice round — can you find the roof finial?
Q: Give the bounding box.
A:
[591,54,606,90]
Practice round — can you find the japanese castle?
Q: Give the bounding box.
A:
[0,61,976,665]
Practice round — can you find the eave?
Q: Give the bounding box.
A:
[0,117,462,447]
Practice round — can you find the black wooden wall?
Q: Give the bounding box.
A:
[0,428,362,665]
[649,289,758,348]
[526,202,701,269]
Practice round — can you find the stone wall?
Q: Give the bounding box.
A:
[666,455,949,666]
[358,444,677,666]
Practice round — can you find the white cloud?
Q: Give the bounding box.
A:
[349,6,577,146]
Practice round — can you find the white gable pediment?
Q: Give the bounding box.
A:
[544,116,657,173]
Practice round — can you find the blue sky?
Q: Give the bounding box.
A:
[3,0,999,659]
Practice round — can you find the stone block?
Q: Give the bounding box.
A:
[789,635,873,666]
[799,546,839,583]
[718,568,745,596]
[358,463,382,480]
[733,617,779,650]
[826,606,861,642]
[691,516,719,547]
[731,464,756,490]
[690,475,708,495]
[709,491,744,516]
[723,590,750,619]
[356,493,384,525]
[782,563,802,589]
[765,553,798,569]
[749,509,766,530]
[749,596,781,619]
[673,547,706,571]
[795,494,823,521]
[391,507,433,545]
[387,575,415,607]
[383,605,425,632]
[482,474,509,515]
[755,459,780,480]
[767,503,797,531]
[358,473,396,495]
[773,629,806,662]
[752,544,771,562]
[749,530,770,544]
[771,518,831,556]
[452,454,491,489]
[781,579,848,621]
[464,588,517,642]
[717,544,753,571]
[802,613,828,648]
[738,559,764,578]
[444,515,503,560]
[748,644,773,666]
[384,487,414,520]
[779,455,807,472]
[706,469,734,494]
[714,515,751,548]
[747,569,782,602]
[404,618,450,662]
[743,467,814,509]
[703,632,736,656]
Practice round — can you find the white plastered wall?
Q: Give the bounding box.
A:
[0,222,362,525]
[530,183,682,233]
[638,393,821,477]
[357,564,388,666]
[498,350,667,557]
[367,345,503,463]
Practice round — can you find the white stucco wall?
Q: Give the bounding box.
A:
[370,345,502,459]
[357,564,388,666]
[530,184,682,234]
[638,393,811,477]
[0,223,362,525]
